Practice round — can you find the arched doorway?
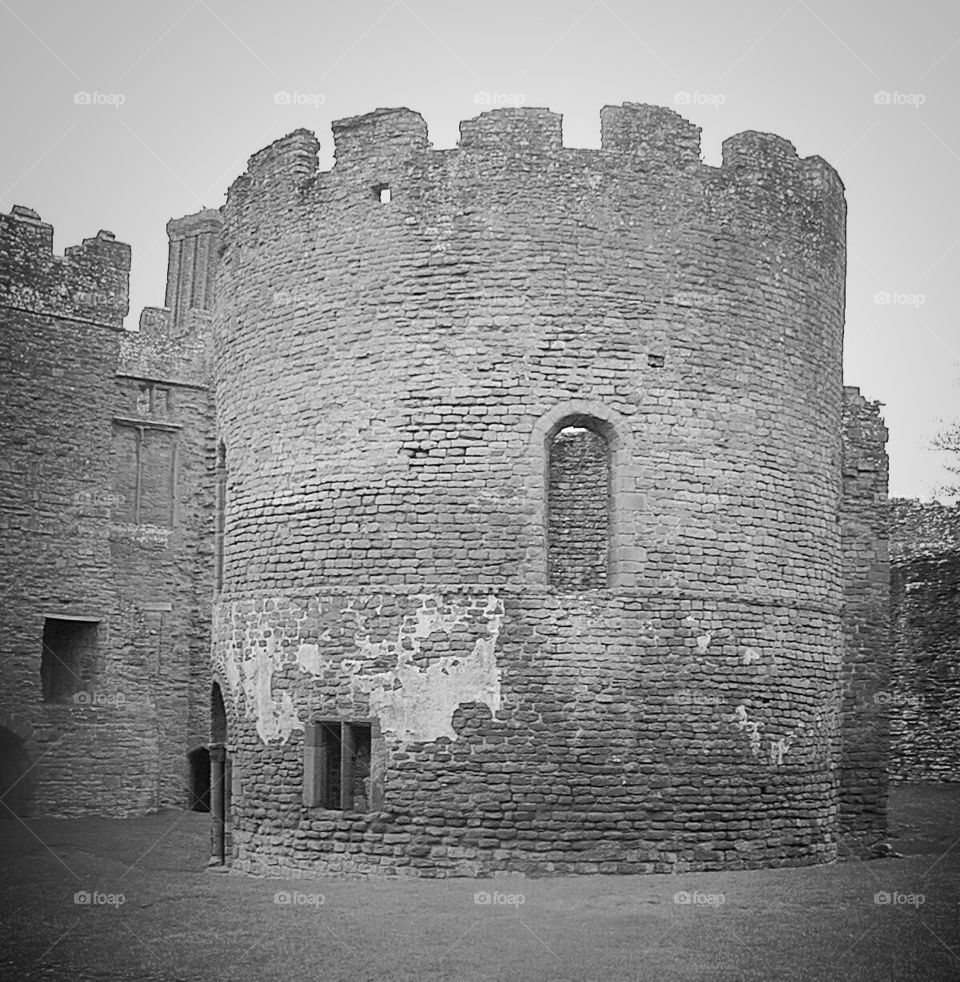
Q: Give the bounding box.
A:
[187,746,210,812]
[0,727,33,818]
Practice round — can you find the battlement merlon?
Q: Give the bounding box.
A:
[334,107,429,164]
[0,205,130,329]
[227,129,320,198]
[460,108,562,151]
[600,103,701,167]
[722,130,845,198]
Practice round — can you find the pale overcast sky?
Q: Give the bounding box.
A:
[1,0,958,501]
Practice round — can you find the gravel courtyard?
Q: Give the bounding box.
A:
[0,784,957,981]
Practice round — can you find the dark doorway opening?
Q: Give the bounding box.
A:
[0,727,33,818]
[188,746,210,812]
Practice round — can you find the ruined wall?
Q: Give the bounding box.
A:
[889,499,960,781]
[213,103,855,876]
[114,272,217,805]
[839,388,890,846]
[0,205,214,816]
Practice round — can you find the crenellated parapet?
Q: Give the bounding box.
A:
[220,104,846,305]
[219,102,847,405]
[0,205,130,328]
[223,102,845,214]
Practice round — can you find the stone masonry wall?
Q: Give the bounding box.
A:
[839,387,890,847]
[889,499,960,781]
[212,103,860,876]
[0,205,214,817]
[217,590,840,876]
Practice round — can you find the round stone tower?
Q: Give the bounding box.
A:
[213,103,848,875]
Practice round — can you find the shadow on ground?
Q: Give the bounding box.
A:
[0,784,957,981]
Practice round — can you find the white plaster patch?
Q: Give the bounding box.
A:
[696,633,712,653]
[224,645,242,708]
[218,594,503,746]
[351,594,503,742]
[239,638,306,744]
[769,736,793,766]
[295,643,322,676]
[731,704,763,756]
[742,647,760,665]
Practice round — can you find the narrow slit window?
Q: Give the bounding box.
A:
[214,441,227,593]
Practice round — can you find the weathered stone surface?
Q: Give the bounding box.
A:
[0,205,215,817]
[210,103,887,876]
[839,388,890,850]
[889,499,960,781]
[0,104,896,873]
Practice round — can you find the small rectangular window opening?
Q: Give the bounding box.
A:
[136,383,173,416]
[374,184,391,203]
[306,720,373,810]
[648,353,665,368]
[41,618,100,703]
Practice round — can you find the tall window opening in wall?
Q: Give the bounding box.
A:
[547,419,611,590]
[187,747,210,811]
[214,442,226,593]
[211,682,227,744]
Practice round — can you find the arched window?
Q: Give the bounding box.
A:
[547,418,611,590]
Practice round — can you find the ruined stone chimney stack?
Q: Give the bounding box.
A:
[164,209,222,331]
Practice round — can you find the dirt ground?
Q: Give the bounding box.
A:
[0,784,957,981]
